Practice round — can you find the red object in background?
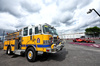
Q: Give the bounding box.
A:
[73,38,95,43]
[73,38,85,42]
[88,40,95,43]
[7,33,8,35]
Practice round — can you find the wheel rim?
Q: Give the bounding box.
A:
[8,49,10,54]
[28,51,33,59]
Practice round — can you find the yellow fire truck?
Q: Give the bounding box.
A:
[3,23,64,62]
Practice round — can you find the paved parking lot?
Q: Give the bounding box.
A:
[0,40,100,66]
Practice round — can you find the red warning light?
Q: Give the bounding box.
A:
[7,33,8,35]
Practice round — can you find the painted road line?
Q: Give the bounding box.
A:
[69,42,100,48]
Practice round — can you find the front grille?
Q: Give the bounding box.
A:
[53,37,57,43]
[43,40,49,44]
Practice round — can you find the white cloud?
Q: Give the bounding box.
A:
[0,13,18,30]
[0,0,100,35]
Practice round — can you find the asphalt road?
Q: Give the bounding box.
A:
[0,40,100,66]
[93,39,100,44]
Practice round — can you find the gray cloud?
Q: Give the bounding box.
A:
[81,17,100,28]
[51,16,61,27]
[51,21,60,27]
[57,0,92,12]
[60,13,74,26]
[51,0,93,28]
[0,0,23,17]
[51,11,74,28]
[51,0,100,34]
[57,0,78,12]
[69,16,100,32]
[77,0,93,8]
[21,0,41,13]
[43,0,54,6]
[0,29,15,36]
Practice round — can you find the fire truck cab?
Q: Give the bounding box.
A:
[3,23,64,62]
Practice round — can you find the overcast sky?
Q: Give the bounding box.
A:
[0,0,100,35]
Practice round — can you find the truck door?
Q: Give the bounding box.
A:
[27,27,35,44]
[21,27,28,49]
[34,26,43,49]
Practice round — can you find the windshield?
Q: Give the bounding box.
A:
[43,25,58,35]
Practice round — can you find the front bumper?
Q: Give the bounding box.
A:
[46,44,64,53]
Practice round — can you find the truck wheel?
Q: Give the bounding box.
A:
[6,46,12,55]
[43,52,48,56]
[26,47,37,62]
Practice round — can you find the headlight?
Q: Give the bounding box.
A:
[43,40,53,45]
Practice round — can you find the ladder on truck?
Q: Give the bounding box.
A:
[5,33,19,40]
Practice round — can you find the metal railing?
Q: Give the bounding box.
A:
[5,34,19,40]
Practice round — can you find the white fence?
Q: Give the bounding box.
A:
[59,33,85,39]
[59,32,100,39]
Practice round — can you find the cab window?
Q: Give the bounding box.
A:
[29,28,32,35]
[35,27,39,34]
[23,27,28,36]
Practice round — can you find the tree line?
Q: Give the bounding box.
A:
[85,26,100,37]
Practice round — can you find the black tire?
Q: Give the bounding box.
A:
[6,46,12,55]
[43,52,48,56]
[26,47,37,62]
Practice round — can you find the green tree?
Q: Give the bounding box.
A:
[85,26,100,37]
